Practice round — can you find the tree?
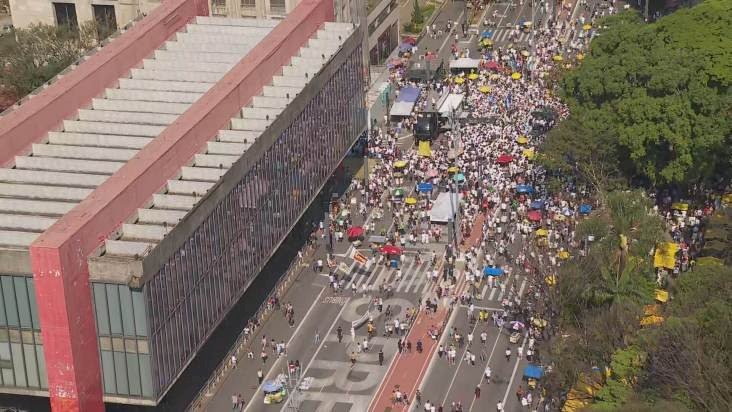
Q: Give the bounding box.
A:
[411,0,424,26]
[551,1,732,188]
[0,22,102,101]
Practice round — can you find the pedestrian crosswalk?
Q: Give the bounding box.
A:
[342,256,435,295]
[484,28,533,44]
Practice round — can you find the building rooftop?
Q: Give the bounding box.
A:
[0,16,280,252]
[89,21,354,283]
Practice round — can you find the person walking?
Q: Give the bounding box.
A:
[484,365,491,383]
[474,385,481,399]
[378,348,384,366]
[505,347,512,362]
[337,325,343,343]
[314,329,320,345]
[257,368,263,385]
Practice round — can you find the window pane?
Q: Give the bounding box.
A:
[2,277,19,327]
[22,344,38,387]
[10,342,26,387]
[26,279,40,330]
[131,290,147,337]
[93,283,110,335]
[118,286,135,336]
[139,353,154,397]
[126,353,142,396]
[113,351,129,395]
[36,345,47,389]
[101,350,116,394]
[106,284,123,335]
[14,278,31,329]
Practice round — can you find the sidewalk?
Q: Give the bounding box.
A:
[369,306,450,411]
[462,212,486,250]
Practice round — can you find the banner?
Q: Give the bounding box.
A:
[653,242,678,269]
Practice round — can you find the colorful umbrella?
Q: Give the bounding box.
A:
[535,228,548,236]
[497,154,514,164]
[417,182,433,192]
[516,184,534,194]
[479,85,491,94]
[522,148,535,159]
[347,226,364,239]
[454,77,465,84]
[403,36,417,45]
[576,53,585,61]
[447,166,460,173]
[579,204,592,215]
[511,72,522,80]
[489,73,500,80]
[380,245,402,255]
[516,135,528,144]
[523,365,544,379]
[552,55,563,62]
[486,61,499,70]
[393,160,407,168]
[481,30,493,39]
[427,169,439,178]
[405,197,417,205]
[393,188,405,197]
[527,210,541,221]
[453,173,466,182]
[468,73,479,80]
[530,200,545,209]
[558,250,570,260]
[582,24,592,31]
[483,267,504,277]
[510,321,525,330]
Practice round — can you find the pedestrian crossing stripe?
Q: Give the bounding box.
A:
[486,29,532,43]
[354,252,368,265]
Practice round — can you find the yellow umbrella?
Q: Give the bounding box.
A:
[468,73,479,80]
[582,23,592,31]
[489,73,500,81]
[558,250,570,260]
[521,50,530,57]
[405,197,417,205]
[545,275,557,286]
[553,55,563,62]
[447,166,459,173]
[393,160,407,168]
[481,39,493,47]
[532,318,548,328]
[671,202,689,211]
[523,148,535,159]
[516,135,528,145]
[454,77,465,84]
[535,228,548,237]
[511,72,521,80]
[576,53,585,61]
[479,85,491,94]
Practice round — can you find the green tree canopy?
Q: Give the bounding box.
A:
[544,0,732,188]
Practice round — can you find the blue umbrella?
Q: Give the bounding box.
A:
[262,380,282,392]
[481,30,493,39]
[523,365,543,379]
[417,182,433,193]
[530,200,545,209]
[453,173,466,182]
[516,184,534,194]
[483,267,504,277]
[579,204,592,215]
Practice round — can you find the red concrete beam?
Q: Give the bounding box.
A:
[30,1,332,411]
[0,0,210,168]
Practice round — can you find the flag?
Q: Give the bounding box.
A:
[354,252,368,265]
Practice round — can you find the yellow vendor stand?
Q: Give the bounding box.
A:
[418,140,432,157]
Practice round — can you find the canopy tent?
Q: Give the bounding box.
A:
[438,93,465,116]
[449,57,480,71]
[483,267,504,277]
[430,192,463,223]
[262,380,282,392]
[417,182,433,193]
[389,86,421,117]
[523,365,544,379]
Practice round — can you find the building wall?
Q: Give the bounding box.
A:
[143,43,365,398]
[367,0,399,65]
[8,0,161,29]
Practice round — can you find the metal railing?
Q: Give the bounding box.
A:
[0,12,147,117]
[186,241,317,411]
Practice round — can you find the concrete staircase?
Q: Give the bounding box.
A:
[0,17,279,248]
[103,22,354,258]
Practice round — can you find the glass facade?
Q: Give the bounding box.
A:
[91,283,154,399]
[0,275,47,391]
[144,45,366,397]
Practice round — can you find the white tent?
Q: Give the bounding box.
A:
[430,192,463,223]
[438,93,465,116]
[389,101,415,117]
[449,58,480,71]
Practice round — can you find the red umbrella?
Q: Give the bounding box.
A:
[403,36,417,45]
[497,154,514,165]
[486,60,499,70]
[527,211,542,222]
[380,245,403,256]
[347,226,364,239]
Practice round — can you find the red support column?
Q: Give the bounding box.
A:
[30,245,104,412]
